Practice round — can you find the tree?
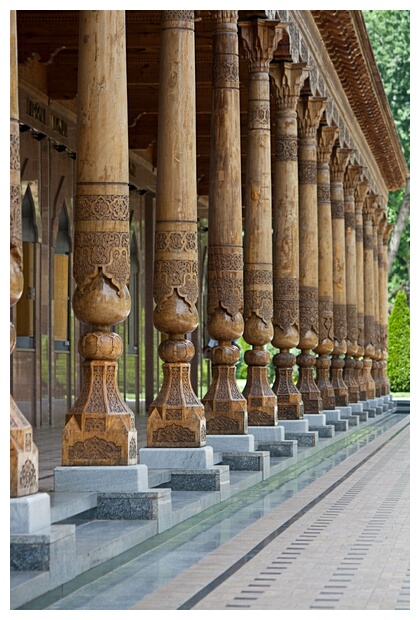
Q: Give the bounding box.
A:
[387,289,410,393]
[363,10,410,305]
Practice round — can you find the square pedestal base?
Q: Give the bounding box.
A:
[54,465,149,492]
[139,446,215,470]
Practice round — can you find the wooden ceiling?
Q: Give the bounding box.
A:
[16,10,407,199]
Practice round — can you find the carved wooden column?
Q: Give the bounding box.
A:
[343,164,363,402]
[362,195,377,399]
[314,125,339,410]
[148,11,205,447]
[62,11,137,465]
[10,10,39,496]
[381,221,393,394]
[296,96,327,413]
[270,61,305,420]
[202,11,247,434]
[377,211,388,396]
[371,206,383,396]
[354,178,370,400]
[239,18,284,426]
[330,146,352,406]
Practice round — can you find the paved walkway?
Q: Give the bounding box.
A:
[132,418,410,611]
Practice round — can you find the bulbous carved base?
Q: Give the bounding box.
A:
[242,348,277,427]
[363,358,376,400]
[203,345,248,434]
[10,395,39,497]
[343,357,360,403]
[315,356,336,410]
[355,360,367,401]
[330,356,349,406]
[62,331,138,465]
[148,339,205,447]
[297,351,323,413]
[272,351,304,420]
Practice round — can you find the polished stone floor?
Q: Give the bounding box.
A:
[26,409,410,611]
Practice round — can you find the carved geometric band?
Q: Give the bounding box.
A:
[333,303,347,341]
[244,289,273,325]
[74,231,130,292]
[363,234,373,250]
[317,184,330,203]
[344,211,356,229]
[300,286,318,333]
[75,195,129,222]
[155,230,198,253]
[273,299,299,332]
[355,225,363,243]
[331,199,345,219]
[10,131,20,171]
[346,303,358,342]
[208,250,243,272]
[298,160,317,185]
[213,58,239,87]
[248,103,270,128]
[275,135,298,161]
[273,277,299,300]
[364,315,375,344]
[208,270,243,318]
[10,184,22,248]
[161,10,194,23]
[153,259,198,308]
[244,269,272,286]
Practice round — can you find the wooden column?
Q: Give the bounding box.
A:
[343,164,363,402]
[270,61,306,420]
[362,195,377,399]
[62,11,137,465]
[372,206,383,396]
[148,11,205,448]
[296,96,327,413]
[377,211,388,396]
[330,146,352,406]
[314,125,339,410]
[382,221,393,394]
[239,18,284,426]
[354,178,370,400]
[202,11,248,434]
[10,10,39,496]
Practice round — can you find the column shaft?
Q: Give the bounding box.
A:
[270,61,306,419]
[382,221,393,394]
[202,11,248,433]
[10,9,39,496]
[314,126,339,410]
[62,10,137,465]
[296,97,327,413]
[148,11,205,447]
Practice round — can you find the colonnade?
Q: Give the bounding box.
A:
[10,11,393,485]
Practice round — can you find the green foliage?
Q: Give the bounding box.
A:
[363,11,410,303]
[387,289,410,392]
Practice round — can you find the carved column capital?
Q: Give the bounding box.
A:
[239,18,286,73]
[270,61,309,110]
[344,164,363,198]
[214,10,238,23]
[330,147,353,183]
[317,126,339,163]
[297,96,327,140]
[355,179,370,213]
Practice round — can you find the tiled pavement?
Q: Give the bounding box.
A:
[132,418,410,611]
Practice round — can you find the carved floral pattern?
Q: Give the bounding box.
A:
[298,160,317,185]
[275,136,298,161]
[154,259,198,309]
[74,231,129,293]
[331,199,345,219]
[75,195,129,222]
[19,459,37,489]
